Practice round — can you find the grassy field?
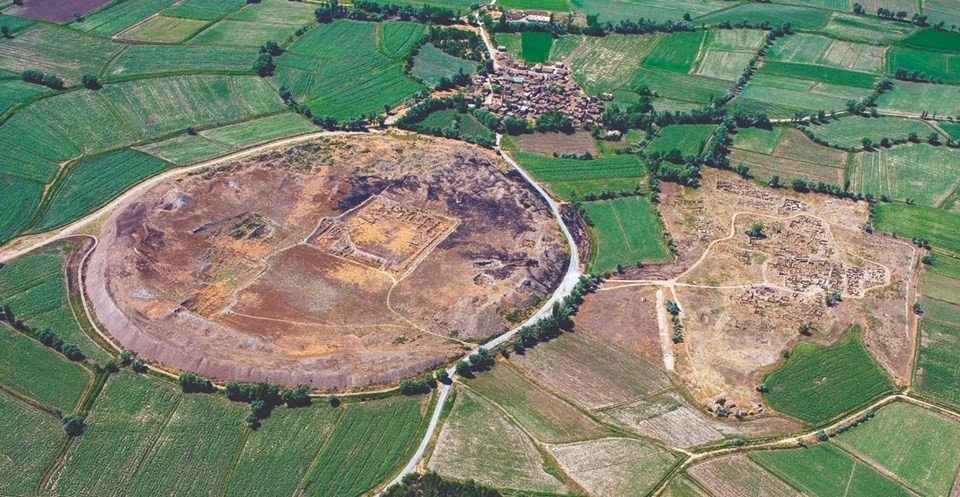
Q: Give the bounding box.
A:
[35,150,172,231]
[731,126,786,154]
[759,61,877,88]
[498,0,570,10]
[708,29,766,51]
[379,21,425,60]
[689,454,799,497]
[227,0,316,23]
[924,0,960,29]
[582,196,671,273]
[76,0,176,36]
[887,46,960,83]
[288,20,425,118]
[762,331,893,423]
[922,272,960,306]
[0,391,65,496]
[0,174,42,243]
[514,152,645,201]
[199,112,314,147]
[940,121,960,140]
[46,373,183,497]
[923,298,960,327]
[694,49,755,81]
[0,25,123,84]
[163,0,246,19]
[101,75,283,138]
[411,43,476,88]
[698,3,831,29]
[876,81,960,117]
[298,396,426,497]
[847,144,960,207]
[646,124,715,156]
[736,73,871,118]
[105,45,254,79]
[415,108,493,140]
[567,34,662,95]
[466,363,608,443]
[898,29,960,52]
[643,31,705,73]
[750,444,911,497]
[873,202,960,255]
[224,403,342,497]
[510,331,670,409]
[916,319,960,409]
[808,116,936,149]
[929,253,960,280]
[521,31,553,64]
[837,402,960,497]
[125,393,247,497]
[662,475,712,497]
[571,0,729,22]
[820,12,915,43]
[767,33,833,65]
[548,437,678,496]
[428,388,566,493]
[120,15,208,43]
[729,128,847,184]
[0,329,90,413]
[0,245,109,362]
[0,78,46,114]
[136,134,233,165]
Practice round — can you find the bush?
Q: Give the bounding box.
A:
[81,74,100,90]
[62,344,84,361]
[281,385,311,408]
[178,372,215,393]
[252,54,275,77]
[61,415,85,436]
[119,350,133,365]
[131,359,147,373]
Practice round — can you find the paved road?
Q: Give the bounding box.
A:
[379,134,582,493]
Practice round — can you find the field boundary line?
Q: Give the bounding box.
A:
[217,426,251,497]
[832,441,922,496]
[842,460,857,497]
[0,380,60,417]
[290,405,348,497]
[125,393,185,488]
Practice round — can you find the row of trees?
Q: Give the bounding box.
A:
[316,0,461,25]
[36,329,85,361]
[21,69,64,90]
[486,11,694,37]
[383,471,501,497]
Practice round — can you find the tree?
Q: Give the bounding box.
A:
[245,413,260,429]
[928,132,941,145]
[259,41,283,56]
[62,344,84,361]
[41,74,64,89]
[908,131,919,142]
[825,291,842,307]
[21,69,44,84]
[768,175,781,188]
[281,385,311,407]
[913,301,923,314]
[81,74,100,90]
[745,222,764,238]
[178,372,215,393]
[62,416,85,436]
[733,163,750,178]
[1,25,10,38]
[436,369,450,384]
[861,137,874,149]
[253,54,274,77]
[250,400,270,417]
[454,360,472,377]
[817,430,828,442]
[131,359,147,373]
[328,394,340,407]
[852,2,864,13]
[756,383,769,393]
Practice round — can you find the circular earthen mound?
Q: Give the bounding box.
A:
[86,135,567,390]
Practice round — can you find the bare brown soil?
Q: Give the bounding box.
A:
[511,130,598,157]
[3,0,112,22]
[85,135,567,389]
[580,169,916,413]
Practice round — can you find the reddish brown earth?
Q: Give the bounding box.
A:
[3,0,113,23]
[85,135,567,389]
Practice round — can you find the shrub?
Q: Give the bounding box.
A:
[62,344,84,361]
[81,74,100,90]
[61,415,85,436]
[131,359,147,373]
[178,372,215,393]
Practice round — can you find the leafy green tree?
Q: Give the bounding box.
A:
[61,416,85,436]
[259,41,283,56]
[745,223,764,238]
[81,74,100,90]
[131,359,147,373]
[252,54,275,77]
[1,25,10,38]
[178,372,215,393]
[62,344,84,361]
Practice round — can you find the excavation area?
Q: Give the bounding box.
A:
[85,134,567,389]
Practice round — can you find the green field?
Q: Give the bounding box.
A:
[737,73,872,118]
[0,174,42,243]
[498,0,570,10]
[646,124,715,156]
[751,444,911,497]
[47,373,183,497]
[899,29,960,52]
[644,31,706,73]
[227,0,316,24]
[929,253,960,280]
[0,391,65,496]
[820,12,915,43]
[428,388,565,493]
[411,43,476,88]
[105,45,254,79]
[380,21,426,59]
[35,150,172,231]
[520,31,553,64]
[287,20,425,118]
[873,202,960,255]
[837,402,960,497]
[162,0,246,19]
[566,34,662,95]
[762,331,893,423]
[0,330,90,413]
[809,116,936,149]
[582,196,671,273]
[0,78,46,114]
[199,112,314,147]
[416,108,493,141]
[876,81,960,117]
[729,128,847,184]
[731,126,786,154]
[698,3,831,29]
[759,61,877,88]
[940,121,960,140]
[101,75,283,138]
[224,404,341,497]
[189,19,302,47]
[136,134,233,165]
[514,152,645,201]
[887,46,960,83]
[77,0,176,36]
[633,66,731,106]
[125,393,247,497]
[767,33,833,65]
[917,319,960,409]
[466,363,607,443]
[571,0,729,22]
[923,272,960,306]
[298,396,426,497]
[847,144,960,207]
[120,15,208,43]
[693,49,754,81]
[0,245,109,362]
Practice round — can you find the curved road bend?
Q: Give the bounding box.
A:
[380,134,582,493]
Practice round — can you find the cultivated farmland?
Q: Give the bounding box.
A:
[77,0,176,36]
[428,388,566,493]
[836,402,960,497]
[0,24,123,83]
[689,454,800,497]
[916,319,960,408]
[0,391,64,496]
[197,112,315,148]
[729,128,848,184]
[582,196,672,273]
[520,31,553,64]
[119,15,208,43]
[877,81,960,117]
[135,134,233,165]
[0,329,90,413]
[465,363,608,443]
[847,144,960,207]
[548,437,678,496]
[750,444,911,497]
[807,116,936,149]
[298,396,426,497]
[411,44,476,87]
[646,124,716,156]
[566,34,662,95]
[571,0,729,22]
[513,151,645,200]
[873,202,960,254]
[0,174,42,243]
[762,331,893,423]
[105,45,255,79]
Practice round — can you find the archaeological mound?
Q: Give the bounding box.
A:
[86,135,567,389]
